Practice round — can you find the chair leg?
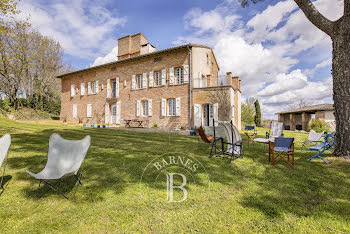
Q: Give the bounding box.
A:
[36,180,42,198]
[0,150,10,190]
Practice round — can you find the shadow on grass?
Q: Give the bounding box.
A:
[5,125,350,222]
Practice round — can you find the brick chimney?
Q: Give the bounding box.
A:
[226,72,232,85]
[232,76,241,91]
[117,33,148,60]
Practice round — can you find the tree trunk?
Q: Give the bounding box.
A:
[332,15,350,157]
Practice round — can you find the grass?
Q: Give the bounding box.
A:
[0,117,349,233]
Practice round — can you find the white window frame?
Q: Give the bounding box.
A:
[71,84,75,97]
[175,67,184,84]
[87,104,92,118]
[154,71,162,86]
[91,81,96,94]
[137,74,143,89]
[111,79,117,98]
[142,100,149,117]
[168,98,176,116]
[80,83,85,96]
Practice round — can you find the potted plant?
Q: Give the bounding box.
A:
[190,127,197,136]
[78,116,84,126]
[62,115,67,125]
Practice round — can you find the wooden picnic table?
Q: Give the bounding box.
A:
[124,119,147,128]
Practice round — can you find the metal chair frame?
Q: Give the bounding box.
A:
[210,120,243,163]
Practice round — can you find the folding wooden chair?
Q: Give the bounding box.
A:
[244,125,257,146]
[271,137,294,167]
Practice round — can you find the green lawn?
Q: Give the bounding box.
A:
[0,117,349,233]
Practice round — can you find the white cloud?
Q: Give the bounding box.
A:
[258,69,307,97]
[16,0,126,60]
[304,58,332,77]
[91,46,118,67]
[174,0,341,118]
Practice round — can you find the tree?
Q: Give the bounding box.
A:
[254,99,262,127]
[240,0,350,157]
[208,87,231,121]
[242,97,255,124]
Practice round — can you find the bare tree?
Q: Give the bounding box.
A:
[208,87,231,121]
[241,0,350,157]
[288,98,312,110]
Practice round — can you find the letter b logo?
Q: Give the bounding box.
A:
[166,173,187,202]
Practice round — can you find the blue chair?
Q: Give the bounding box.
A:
[271,137,294,167]
[308,132,336,164]
[244,126,257,146]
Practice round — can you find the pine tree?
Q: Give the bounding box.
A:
[254,100,262,127]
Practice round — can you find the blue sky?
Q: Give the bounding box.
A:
[17,0,344,118]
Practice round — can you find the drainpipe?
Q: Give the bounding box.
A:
[187,45,193,129]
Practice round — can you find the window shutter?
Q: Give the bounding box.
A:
[95,80,99,93]
[116,77,119,98]
[169,67,174,85]
[116,101,121,124]
[214,103,219,125]
[80,83,85,96]
[105,103,110,123]
[131,75,136,90]
[194,104,202,128]
[71,84,75,97]
[73,104,77,118]
[161,98,166,116]
[148,99,152,116]
[149,71,154,87]
[106,79,111,98]
[87,104,92,118]
[184,65,189,83]
[142,73,147,88]
[176,97,181,116]
[161,69,166,86]
[88,82,91,94]
[136,100,140,117]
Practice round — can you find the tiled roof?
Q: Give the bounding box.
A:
[276,103,334,114]
[56,43,212,78]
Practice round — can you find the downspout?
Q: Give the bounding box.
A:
[187,45,193,129]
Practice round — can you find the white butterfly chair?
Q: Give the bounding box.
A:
[210,120,243,163]
[27,133,91,199]
[0,134,11,190]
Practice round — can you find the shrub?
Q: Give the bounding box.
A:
[153,122,158,128]
[308,119,330,133]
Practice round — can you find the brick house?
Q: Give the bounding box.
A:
[276,103,335,131]
[57,33,242,130]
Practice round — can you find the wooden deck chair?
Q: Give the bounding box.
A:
[210,120,243,163]
[271,137,295,167]
[27,133,91,199]
[244,125,257,147]
[308,131,336,164]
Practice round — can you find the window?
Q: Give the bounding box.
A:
[137,74,143,89]
[154,71,162,86]
[80,83,85,96]
[87,104,92,118]
[207,53,209,64]
[71,84,75,97]
[175,67,184,84]
[168,99,176,116]
[111,79,117,98]
[91,82,96,94]
[142,100,149,116]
